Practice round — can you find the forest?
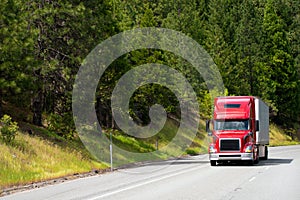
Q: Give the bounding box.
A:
[1,0,300,139]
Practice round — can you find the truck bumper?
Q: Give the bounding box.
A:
[209,153,253,161]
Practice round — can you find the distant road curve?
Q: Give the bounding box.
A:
[2,145,300,200]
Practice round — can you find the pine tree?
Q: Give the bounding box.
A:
[0,0,37,117]
[233,0,264,96]
[261,0,299,125]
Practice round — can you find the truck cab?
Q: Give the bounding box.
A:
[206,96,269,166]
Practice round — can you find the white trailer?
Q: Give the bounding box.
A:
[255,97,269,160]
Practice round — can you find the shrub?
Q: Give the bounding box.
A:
[0,115,19,144]
[185,147,199,156]
[47,113,75,139]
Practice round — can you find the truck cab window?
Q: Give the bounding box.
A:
[214,120,249,131]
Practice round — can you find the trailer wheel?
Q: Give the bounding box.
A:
[254,156,259,164]
[210,160,217,166]
[261,146,268,160]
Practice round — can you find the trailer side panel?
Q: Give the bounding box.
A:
[255,98,269,145]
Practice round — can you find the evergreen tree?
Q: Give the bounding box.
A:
[261,0,299,125]
[1,0,299,134]
[205,0,236,95]
[233,0,263,96]
[0,0,37,117]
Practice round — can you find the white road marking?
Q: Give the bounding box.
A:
[88,164,207,200]
[249,177,256,182]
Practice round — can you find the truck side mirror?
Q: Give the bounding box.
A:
[243,131,253,141]
[206,120,212,136]
[256,120,259,131]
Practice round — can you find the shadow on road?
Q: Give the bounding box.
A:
[119,157,293,169]
[215,158,293,167]
[258,158,293,166]
[144,160,210,166]
[169,160,210,165]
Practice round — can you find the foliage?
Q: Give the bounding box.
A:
[47,113,75,139]
[1,0,299,136]
[0,115,18,144]
[185,147,201,156]
[0,0,37,116]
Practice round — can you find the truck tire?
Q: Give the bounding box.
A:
[210,160,217,166]
[254,156,259,164]
[254,149,259,164]
[261,146,268,160]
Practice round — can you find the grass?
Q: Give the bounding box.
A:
[184,119,210,155]
[0,118,184,189]
[269,123,299,146]
[112,134,156,153]
[0,131,106,189]
[105,118,209,165]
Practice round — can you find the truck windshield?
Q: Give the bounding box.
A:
[214,120,249,131]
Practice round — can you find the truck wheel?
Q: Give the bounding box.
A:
[261,146,268,160]
[210,160,217,166]
[254,149,259,164]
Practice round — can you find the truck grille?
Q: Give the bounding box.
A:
[220,139,240,151]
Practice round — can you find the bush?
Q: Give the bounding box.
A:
[185,147,199,156]
[0,115,19,144]
[47,113,75,139]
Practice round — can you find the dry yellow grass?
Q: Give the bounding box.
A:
[269,123,299,146]
[0,133,105,189]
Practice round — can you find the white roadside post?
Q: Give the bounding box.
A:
[110,132,113,171]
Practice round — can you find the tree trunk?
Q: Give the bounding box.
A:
[0,89,3,118]
[32,89,43,126]
[0,102,2,118]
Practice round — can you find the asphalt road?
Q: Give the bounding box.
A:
[2,145,300,200]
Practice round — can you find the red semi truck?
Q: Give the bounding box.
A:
[206,96,269,166]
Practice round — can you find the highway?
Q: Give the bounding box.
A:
[2,145,300,200]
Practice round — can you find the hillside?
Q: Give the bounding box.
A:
[0,122,106,189]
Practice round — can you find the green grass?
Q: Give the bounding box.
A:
[105,118,208,164]
[112,134,156,153]
[0,132,106,189]
[184,119,210,155]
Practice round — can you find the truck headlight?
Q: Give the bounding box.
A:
[244,143,253,153]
